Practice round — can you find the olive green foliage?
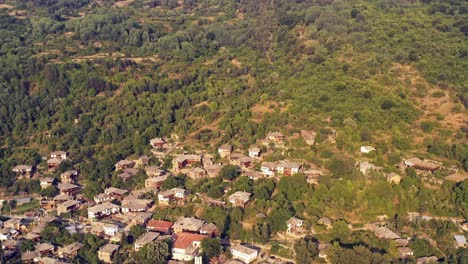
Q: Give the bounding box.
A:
[201,238,222,260]
[294,235,318,263]
[134,240,171,264]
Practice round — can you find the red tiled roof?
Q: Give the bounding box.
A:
[173,233,206,249]
[146,220,173,230]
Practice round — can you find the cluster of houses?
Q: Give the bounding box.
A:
[0,215,85,263]
[5,132,465,264]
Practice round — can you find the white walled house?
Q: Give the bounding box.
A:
[231,244,258,264]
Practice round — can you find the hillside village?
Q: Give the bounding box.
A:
[1,130,466,264]
[0,0,466,263]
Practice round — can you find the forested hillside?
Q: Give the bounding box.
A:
[0,0,466,262]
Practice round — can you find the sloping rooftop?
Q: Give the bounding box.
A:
[173,232,206,249]
[135,232,159,246]
[173,217,205,232]
[99,243,119,254]
[231,244,257,255]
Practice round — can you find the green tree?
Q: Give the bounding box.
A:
[331,221,350,242]
[294,235,318,263]
[219,165,241,181]
[136,240,170,264]
[201,237,222,260]
[40,185,58,197]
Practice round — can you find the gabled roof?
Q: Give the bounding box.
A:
[173,232,206,249]
[88,202,120,214]
[287,217,303,226]
[57,183,79,191]
[60,242,83,254]
[99,243,119,254]
[200,223,217,233]
[35,242,54,252]
[231,244,257,255]
[12,165,32,171]
[58,200,80,208]
[173,217,205,232]
[229,191,252,202]
[104,187,129,196]
[21,251,40,261]
[47,158,63,164]
[147,220,173,230]
[135,232,159,246]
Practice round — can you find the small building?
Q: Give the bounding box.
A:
[12,165,33,175]
[146,220,173,234]
[21,251,40,263]
[359,161,382,175]
[25,232,41,241]
[416,256,439,264]
[360,146,376,154]
[98,244,120,263]
[173,217,205,233]
[454,235,466,248]
[277,161,302,176]
[245,171,263,181]
[158,188,186,204]
[57,183,80,196]
[104,187,129,200]
[146,166,166,178]
[137,155,149,167]
[35,243,55,255]
[4,218,22,230]
[228,191,252,207]
[94,193,112,204]
[230,244,258,264]
[267,131,285,143]
[145,175,168,189]
[318,217,332,229]
[404,157,441,173]
[88,202,120,219]
[57,200,80,215]
[287,217,304,235]
[36,256,63,264]
[398,247,414,258]
[103,223,120,237]
[51,151,67,160]
[40,177,55,189]
[218,144,233,158]
[47,158,63,168]
[172,154,202,170]
[150,137,166,148]
[2,239,19,250]
[239,157,256,169]
[60,170,78,184]
[135,232,160,251]
[121,199,153,213]
[115,159,135,171]
[200,223,218,237]
[248,146,261,158]
[205,164,223,177]
[260,162,276,176]
[187,167,207,179]
[172,232,207,262]
[58,242,83,259]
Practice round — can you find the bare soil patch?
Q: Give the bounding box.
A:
[445,173,468,182]
[113,0,134,8]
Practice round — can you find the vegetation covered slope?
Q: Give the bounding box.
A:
[0,0,466,199]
